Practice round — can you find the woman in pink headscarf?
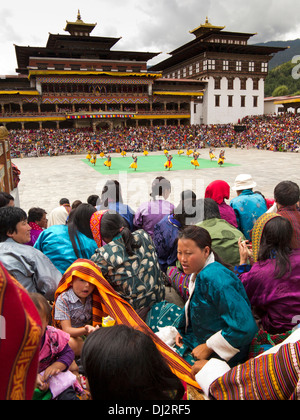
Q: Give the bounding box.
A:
[205,180,238,228]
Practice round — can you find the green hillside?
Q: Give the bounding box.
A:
[255,39,300,69]
[264,60,300,97]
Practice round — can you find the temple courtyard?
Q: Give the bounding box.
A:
[14,147,300,215]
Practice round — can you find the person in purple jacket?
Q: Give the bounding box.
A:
[133,176,174,237]
[236,212,300,334]
[27,207,48,246]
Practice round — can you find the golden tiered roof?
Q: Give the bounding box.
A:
[190,17,225,37]
[64,10,97,36]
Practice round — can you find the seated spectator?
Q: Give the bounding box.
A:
[0,207,61,300]
[205,180,238,228]
[81,325,186,400]
[274,180,300,249]
[27,207,47,246]
[230,174,267,240]
[59,198,71,214]
[0,192,14,208]
[53,262,101,356]
[147,226,258,368]
[71,200,82,210]
[197,198,246,267]
[98,180,135,230]
[53,258,200,392]
[34,203,97,274]
[193,328,300,400]
[89,210,165,320]
[30,293,82,400]
[87,194,99,208]
[47,205,68,227]
[134,176,174,237]
[236,213,300,334]
[153,190,199,272]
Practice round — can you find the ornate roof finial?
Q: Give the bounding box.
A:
[77,10,82,22]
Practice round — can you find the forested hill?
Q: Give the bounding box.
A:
[264,60,300,97]
[253,39,300,97]
[254,39,300,69]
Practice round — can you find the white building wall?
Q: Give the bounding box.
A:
[202,76,265,125]
[190,99,204,125]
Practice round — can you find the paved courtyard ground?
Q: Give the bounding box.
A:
[13,147,300,215]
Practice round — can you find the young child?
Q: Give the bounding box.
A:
[30,293,82,400]
[53,275,99,356]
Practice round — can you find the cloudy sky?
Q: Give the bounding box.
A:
[1,0,300,75]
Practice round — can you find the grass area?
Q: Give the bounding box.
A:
[82,152,239,175]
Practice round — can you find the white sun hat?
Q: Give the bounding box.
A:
[232,174,257,191]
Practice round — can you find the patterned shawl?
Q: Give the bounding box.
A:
[89,210,108,248]
[251,213,281,262]
[53,259,201,391]
[210,341,300,400]
[0,262,42,400]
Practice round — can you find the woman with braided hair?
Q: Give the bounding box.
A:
[89,210,165,320]
[236,212,300,334]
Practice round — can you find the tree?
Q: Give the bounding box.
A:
[272,85,289,97]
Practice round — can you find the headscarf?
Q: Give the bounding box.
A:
[0,262,42,400]
[89,210,108,248]
[251,213,281,262]
[205,180,230,205]
[47,206,68,227]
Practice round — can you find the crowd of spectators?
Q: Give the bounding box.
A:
[7,113,300,158]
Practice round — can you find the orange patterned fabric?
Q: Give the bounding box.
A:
[89,210,108,248]
[53,259,201,390]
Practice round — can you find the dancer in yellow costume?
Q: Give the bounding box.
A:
[86,151,91,161]
[164,149,169,157]
[104,154,112,170]
[218,150,226,167]
[186,149,193,157]
[99,151,105,158]
[90,153,97,166]
[177,149,184,156]
[209,148,216,161]
[164,154,173,171]
[143,150,149,156]
[191,151,200,169]
[121,150,127,157]
[129,154,138,171]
